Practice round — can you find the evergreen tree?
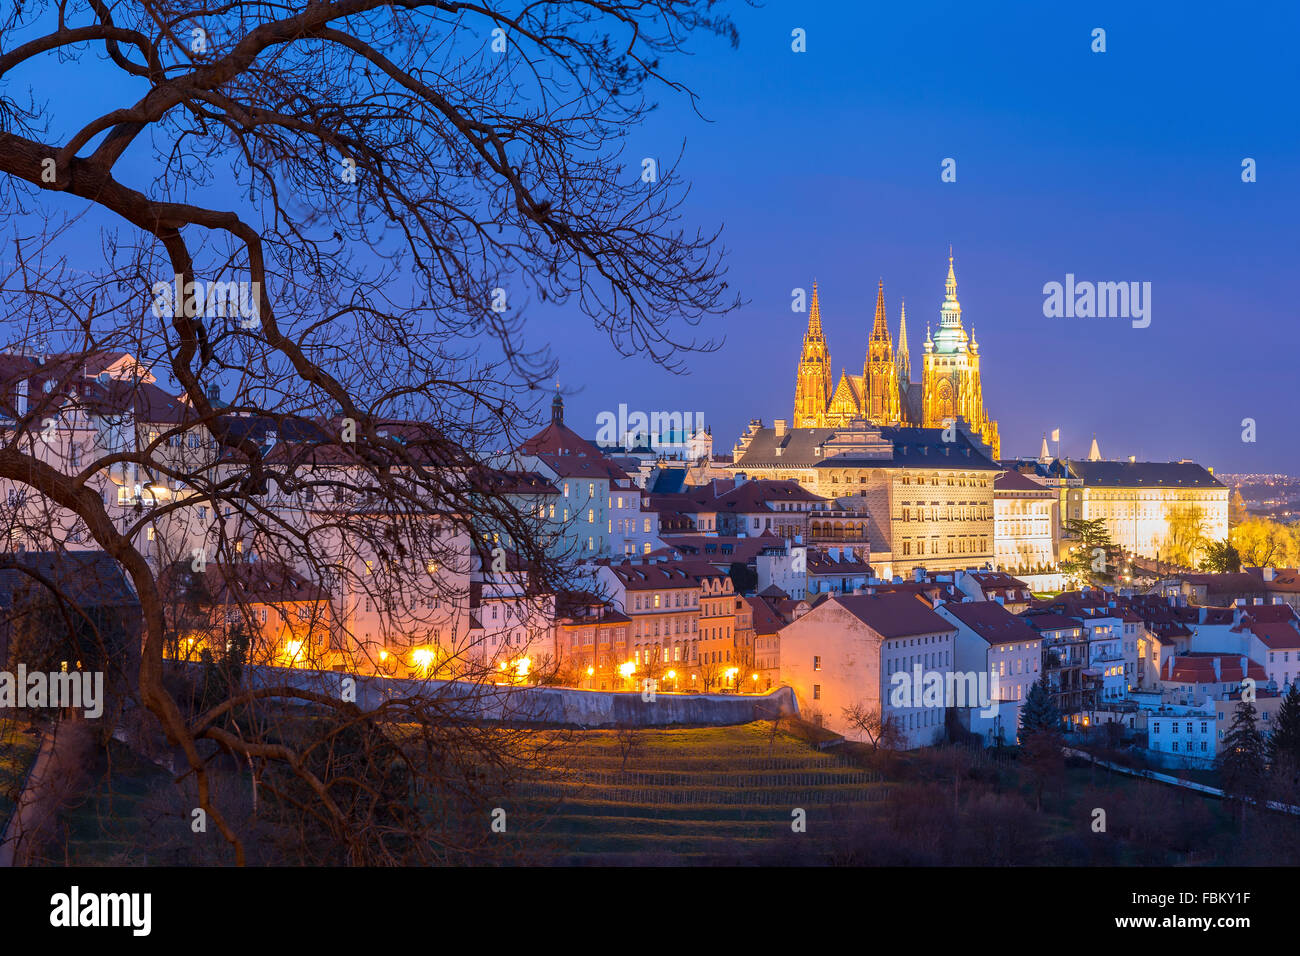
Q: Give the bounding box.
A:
[1219,700,1267,831]
[1018,677,1063,812]
[1268,684,1300,768]
[1060,518,1118,586]
[1020,677,1061,736]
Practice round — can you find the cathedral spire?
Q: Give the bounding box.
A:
[871,279,890,341]
[1088,434,1102,461]
[933,247,967,353]
[809,280,824,337]
[865,279,898,422]
[793,279,832,428]
[896,300,911,384]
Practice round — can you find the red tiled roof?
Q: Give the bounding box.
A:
[743,596,785,636]
[994,469,1050,493]
[825,592,954,639]
[1245,622,1300,650]
[159,559,328,604]
[941,600,1041,646]
[519,420,631,483]
[1020,612,1084,633]
[1164,653,1266,685]
[1245,567,1300,592]
[605,559,728,591]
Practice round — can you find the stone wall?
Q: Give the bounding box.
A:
[218,663,799,728]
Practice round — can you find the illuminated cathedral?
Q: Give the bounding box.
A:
[791,250,1001,458]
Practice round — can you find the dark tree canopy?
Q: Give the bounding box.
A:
[0,0,740,863]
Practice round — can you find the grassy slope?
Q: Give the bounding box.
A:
[508,722,889,863]
[0,721,41,832]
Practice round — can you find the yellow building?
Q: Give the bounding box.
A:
[730,421,1000,578]
[792,251,1000,458]
[1061,459,1229,563]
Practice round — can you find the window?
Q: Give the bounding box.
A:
[813,655,821,671]
[813,684,821,700]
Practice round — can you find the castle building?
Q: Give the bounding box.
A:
[792,251,1000,458]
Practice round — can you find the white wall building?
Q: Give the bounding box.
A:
[779,592,957,750]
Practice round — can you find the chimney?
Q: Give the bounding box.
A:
[1239,656,1249,682]
[1264,567,1277,582]
[1212,657,1221,682]
[913,566,925,583]
[774,419,787,437]
[15,379,27,417]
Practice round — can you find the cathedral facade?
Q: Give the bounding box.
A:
[791,251,1000,458]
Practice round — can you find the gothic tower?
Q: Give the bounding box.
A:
[921,249,1000,458]
[896,300,911,385]
[793,282,833,428]
[864,280,900,422]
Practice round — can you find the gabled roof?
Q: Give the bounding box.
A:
[964,570,1031,597]
[605,559,728,591]
[0,551,139,611]
[1163,653,1266,685]
[158,558,328,604]
[1246,567,1300,593]
[994,469,1050,493]
[940,600,1041,646]
[1020,611,1084,633]
[744,595,785,636]
[821,591,955,639]
[519,420,631,483]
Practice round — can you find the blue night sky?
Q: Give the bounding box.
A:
[9,1,1297,472]
[537,0,1300,472]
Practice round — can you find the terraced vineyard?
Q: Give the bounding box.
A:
[507,722,890,864]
